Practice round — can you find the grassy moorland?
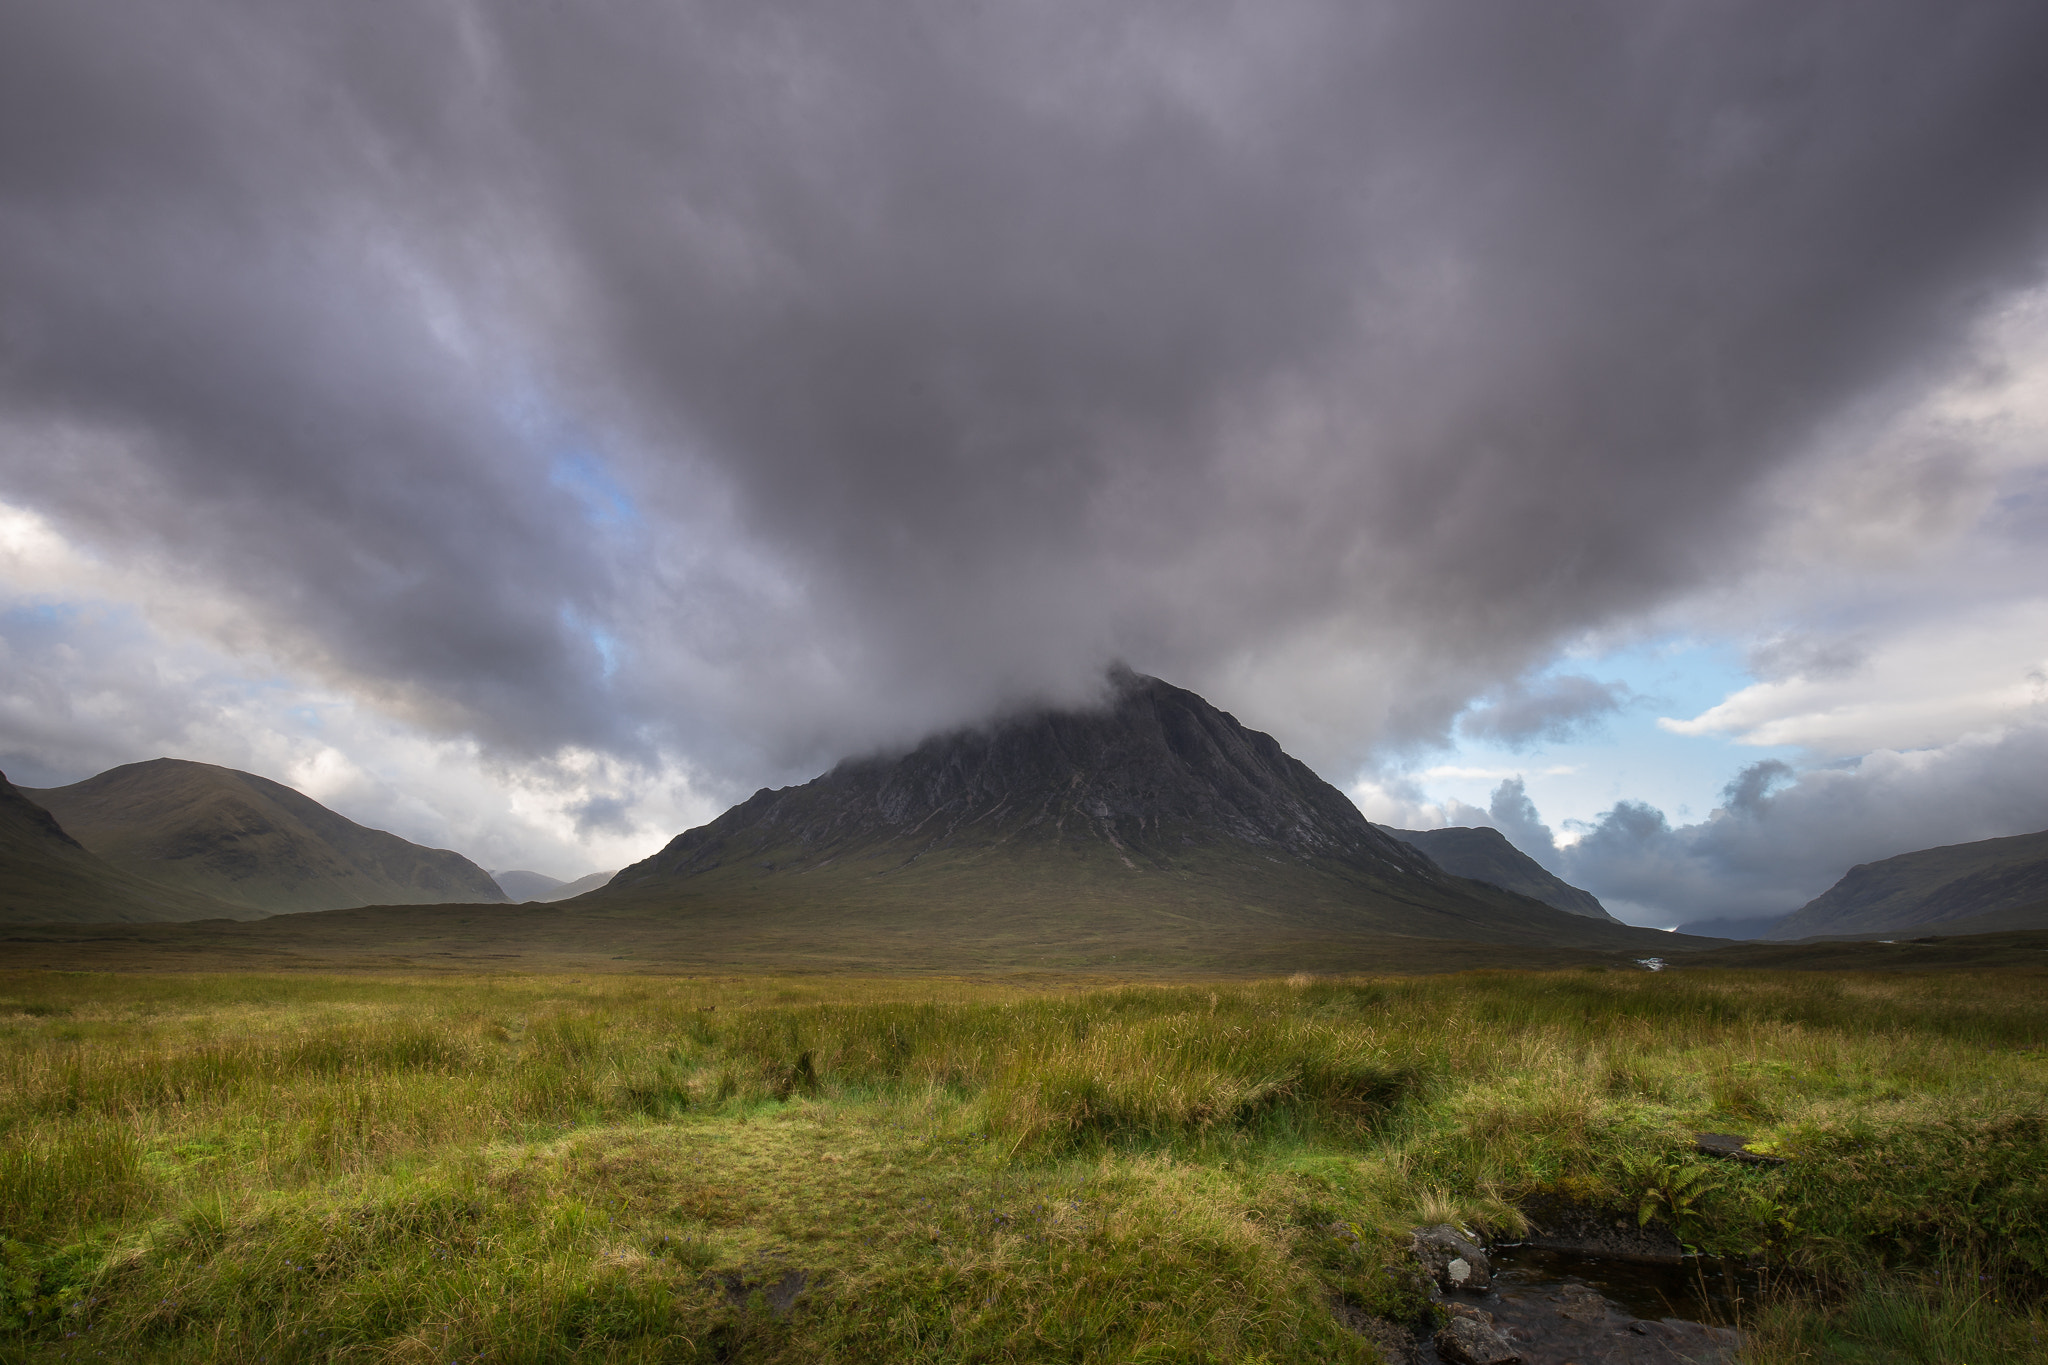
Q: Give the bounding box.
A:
[0,967,2043,1363]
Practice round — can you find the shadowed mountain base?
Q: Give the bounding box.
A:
[2,902,2043,978]
[0,896,1686,975]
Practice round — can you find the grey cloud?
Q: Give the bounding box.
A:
[4,1,2048,795]
[1719,758,1794,818]
[1746,636,1869,684]
[1487,777,1562,867]
[1457,676,1632,749]
[568,793,635,839]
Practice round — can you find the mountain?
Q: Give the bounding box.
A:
[546,869,616,901]
[1768,829,2048,939]
[493,869,565,901]
[23,759,506,915]
[0,773,255,925]
[1381,825,1613,920]
[492,868,617,902]
[580,670,1687,966]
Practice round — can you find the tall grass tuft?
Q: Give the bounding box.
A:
[0,1126,152,1230]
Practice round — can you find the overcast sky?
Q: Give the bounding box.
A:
[4,1,2047,923]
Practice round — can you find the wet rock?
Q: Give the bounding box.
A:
[1553,1281,1608,1323]
[1694,1132,1786,1166]
[1483,1279,1743,1365]
[1412,1223,1493,1292]
[1514,1195,1685,1264]
[1435,1303,1521,1365]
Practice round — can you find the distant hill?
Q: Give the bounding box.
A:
[1381,825,1613,921]
[24,759,506,915]
[546,869,616,901]
[579,670,1687,967]
[1674,913,1787,941]
[493,868,617,902]
[1768,829,2048,939]
[0,773,255,925]
[493,869,564,902]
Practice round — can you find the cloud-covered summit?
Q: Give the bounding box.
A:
[4,1,2048,876]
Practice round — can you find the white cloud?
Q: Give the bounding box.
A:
[1419,764,1580,782]
[1661,600,2048,756]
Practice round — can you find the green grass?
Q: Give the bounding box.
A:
[0,967,2043,1361]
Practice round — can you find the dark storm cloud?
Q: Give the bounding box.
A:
[5,0,2048,787]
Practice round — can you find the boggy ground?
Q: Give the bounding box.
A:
[0,966,2043,1363]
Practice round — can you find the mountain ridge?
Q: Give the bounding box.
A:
[1380,825,1613,921]
[1,772,255,925]
[25,759,505,915]
[1769,828,2048,939]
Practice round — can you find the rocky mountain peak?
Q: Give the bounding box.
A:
[616,670,1442,885]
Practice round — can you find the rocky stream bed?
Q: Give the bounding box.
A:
[1344,1221,1751,1364]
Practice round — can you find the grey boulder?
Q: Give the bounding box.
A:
[1435,1303,1521,1365]
[1411,1223,1493,1293]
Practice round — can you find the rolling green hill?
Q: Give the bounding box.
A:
[1380,824,1613,920]
[1768,828,2048,939]
[0,773,254,925]
[577,671,1688,967]
[24,759,505,915]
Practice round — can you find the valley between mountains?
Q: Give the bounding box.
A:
[5,671,2046,973]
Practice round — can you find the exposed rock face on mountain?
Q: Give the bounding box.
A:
[1382,825,1614,921]
[0,773,253,925]
[25,759,505,915]
[591,671,1683,957]
[1769,829,2048,939]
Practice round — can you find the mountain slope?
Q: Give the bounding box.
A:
[1381,825,1614,920]
[492,869,618,902]
[544,870,616,901]
[0,773,255,925]
[584,671,1684,962]
[1768,829,2048,939]
[1903,897,2048,937]
[25,759,506,915]
[493,870,565,902]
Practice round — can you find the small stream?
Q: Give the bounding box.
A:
[1491,1244,1757,1324]
[1408,1246,1754,1364]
